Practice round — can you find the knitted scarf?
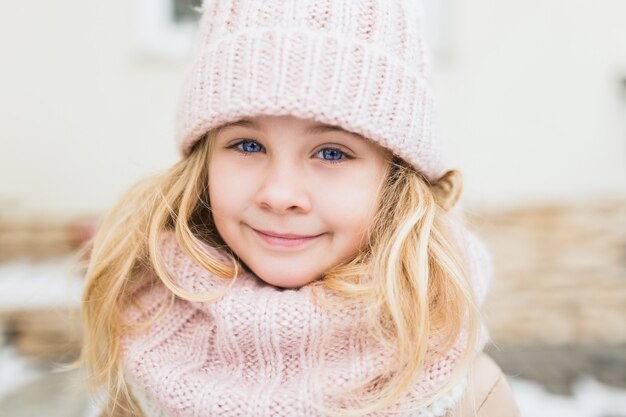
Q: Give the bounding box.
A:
[121,231,491,417]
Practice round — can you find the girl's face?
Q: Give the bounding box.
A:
[208,115,391,288]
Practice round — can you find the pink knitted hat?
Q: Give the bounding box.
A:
[175,0,447,182]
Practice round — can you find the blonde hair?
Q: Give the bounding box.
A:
[79,127,481,416]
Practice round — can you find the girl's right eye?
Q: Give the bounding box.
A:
[228,139,263,155]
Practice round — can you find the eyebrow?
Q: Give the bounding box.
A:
[220,118,356,136]
[221,119,258,130]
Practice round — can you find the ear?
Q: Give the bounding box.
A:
[431,170,463,211]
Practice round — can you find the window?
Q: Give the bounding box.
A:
[172,0,202,23]
[131,0,200,60]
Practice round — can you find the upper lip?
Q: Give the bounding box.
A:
[254,229,321,239]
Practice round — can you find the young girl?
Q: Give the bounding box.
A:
[81,1,520,416]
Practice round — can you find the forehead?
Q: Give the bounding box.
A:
[219,116,361,138]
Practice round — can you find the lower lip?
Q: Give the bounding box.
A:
[253,229,323,248]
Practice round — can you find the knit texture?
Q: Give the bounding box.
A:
[127,374,467,417]
[175,0,446,182]
[121,230,492,417]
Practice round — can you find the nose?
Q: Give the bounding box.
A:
[255,162,312,214]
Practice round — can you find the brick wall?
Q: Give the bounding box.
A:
[471,201,626,346]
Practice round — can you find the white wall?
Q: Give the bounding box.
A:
[1,0,625,217]
[0,0,183,217]
[434,0,626,208]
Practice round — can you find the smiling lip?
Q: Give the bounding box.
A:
[253,229,323,248]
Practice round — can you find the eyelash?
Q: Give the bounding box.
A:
[226,139,353,164]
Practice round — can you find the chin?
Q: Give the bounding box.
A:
[252,268,320,289]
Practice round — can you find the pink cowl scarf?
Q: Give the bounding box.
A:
[121,231,492,417]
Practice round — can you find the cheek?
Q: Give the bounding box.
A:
[208,159,250,221]
[318,173,382,236]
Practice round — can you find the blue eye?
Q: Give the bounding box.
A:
[316,148,347,163]
[233,139,263,154]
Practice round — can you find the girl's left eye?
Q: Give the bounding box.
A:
[315,148,350,163]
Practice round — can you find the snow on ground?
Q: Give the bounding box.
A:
[0,345,45,401]
[510,375,626,417]
[0,257,83,310]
